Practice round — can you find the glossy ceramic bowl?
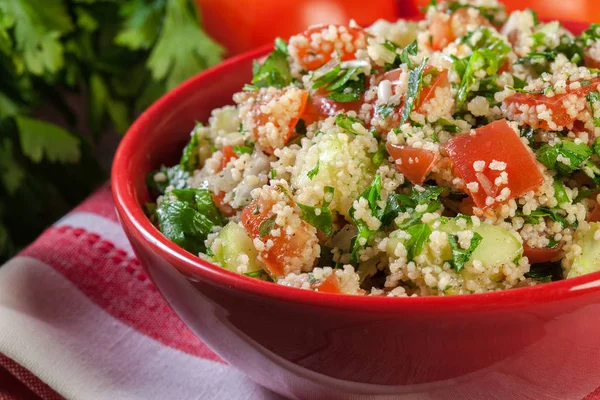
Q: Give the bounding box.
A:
[112,21,600,399]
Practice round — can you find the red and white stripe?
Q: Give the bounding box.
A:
[0,185,282,400]
[1,184,600,400]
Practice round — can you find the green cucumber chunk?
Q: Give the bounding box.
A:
[210,221,263,274]
[565,222,600,278]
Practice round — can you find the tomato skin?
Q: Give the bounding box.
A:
[302,90,363,125]
[386,143,439,184]
[445,119,544,210]
[503,77,600,130]
[247,88,309,154]
[584,47,600,69]
[220,145,236,171]
[429,12,453,51]
[312,274,341,294]
[417,69,449,111]
[523,245,562,264]
[290,25,367,70]
[587,202,600,222]
[240,191,317,278]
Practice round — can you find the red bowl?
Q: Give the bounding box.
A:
[112,21,600,399]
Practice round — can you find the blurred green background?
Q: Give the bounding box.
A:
[0,0,224,263]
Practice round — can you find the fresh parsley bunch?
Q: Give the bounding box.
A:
[0,0,224,263]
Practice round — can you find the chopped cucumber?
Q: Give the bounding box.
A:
[386,218,522,269]
[210,222,263,274]
[564,222,600,278]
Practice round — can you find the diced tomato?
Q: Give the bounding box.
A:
[241,189,316,278]
[387,143,439,185]
[290,25,367,70]
[220,145,236,171]
[523,245,562,264]
[212,191,236,217]
[584,47,600,69]
[503,77,600,130]
[372,66,449,123]
[445,119,544,210]
[417,69,449,111]
[248,88,309,153]
[302,89,363,125]
[587,202,600,222]
[312,273,341,294]
[210,145,239,217]
[428,8,490,51]
[429,12,453,51]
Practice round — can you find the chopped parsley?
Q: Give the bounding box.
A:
[258,214,277,238]
[514,51,557,65]
[400,58,428,126]
[233,144,253,155]
[448,232,483,272]
[336,113,365,134]
[404,224,432,261]
[433,118,461,133]
[146,165,190,195]
[252,38,292,88]
[298,186,335,236]
[307,160,320,180]
[156,188,226,255]
[313,64,367,102]
[376,104,395,119]
[553,180,570,205]
[536,140,592,175]
[586,90,600,127]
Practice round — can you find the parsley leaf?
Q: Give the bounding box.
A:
[298,187,334,236]
[147,0,225,90]
[307,160,320,180]
[0,138,25,195]
[400,58,428,125]
[536,140,592,175]
[252,37,291,89]
[514,51,557,65]
[15,116,81,164]
[400,40,418,67]
[114,0,164,50]
[405,223,432,261]
[180,131,200,172]
[587,90,600,127]
[156,188,226,255]
[433,118,461,133]
[233,144,254,155]
[336,113,365,134]
[146,165,190,195]
[349,173,382,262]
[448,232,483,272]
[553,180,571,205]
[259,214,277,238]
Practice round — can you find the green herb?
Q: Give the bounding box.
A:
[372,143,387,167]
[180,130,200,172]
[307,160,320,180]
[156,188,226,255]
[0,1,222,263]
[405,224,432,261]
[258,215,277,238]
[312,65,342,89]
[593,138,600,158]
[327,69,366,102]
[244,270,273,282]
[252,37,292,88]
[298,187,334,236]
[514,52,557,65]
[270,169,277,179]
[233,144,253,155]
[433,118,461,133]
[421,0,438,13]
[400,58,428,125]
[520,126,537,146]
[525,262,562,283]
[349,173,383,262]
[448,232,483,272]
[517,207,570,227]
[553,180,570,205]
[575,187,600,202]
[376,104,395,119]
[147,165,190,195]
[380,185,443,229]
[400,40,419,67]
[587,91,600,127]
[336,113,365,134]
[536,140,592,175]
[513,75,527,89]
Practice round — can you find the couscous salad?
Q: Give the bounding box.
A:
[146,0,600,296]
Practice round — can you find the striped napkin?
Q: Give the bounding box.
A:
[0,184,283,400]
[1,183,600,400]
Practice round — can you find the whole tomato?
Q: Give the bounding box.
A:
[195,0,403,55]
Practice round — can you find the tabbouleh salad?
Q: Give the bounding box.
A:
[146,0,600,296]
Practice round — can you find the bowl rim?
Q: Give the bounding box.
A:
[112,19,600,312]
